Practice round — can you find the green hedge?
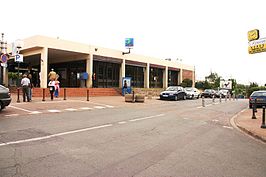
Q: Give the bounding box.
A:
[247,86,266,97]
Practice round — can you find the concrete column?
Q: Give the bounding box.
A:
[40,47,48,88]
[119,59,125,88]
[163,66,168,88]
[86,54,93,88]
[192,66,195,87]
[144,63,150,88]
[3,67,8,86]
[179,68,183,85]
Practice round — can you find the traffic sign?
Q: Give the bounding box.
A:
[0,54,8,63]
[15,54,23,62]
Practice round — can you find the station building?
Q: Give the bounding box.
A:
[2,35,195,95]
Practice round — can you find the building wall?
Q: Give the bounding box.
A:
[182,69,193,81]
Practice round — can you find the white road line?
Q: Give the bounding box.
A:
[29,111,42,114]
[94,106,105,109]
[206,104,212,107]
[64,108,77,111]
[0,124,113,147]
[5,114,19,117]
[9,105,33,113]
[105,105,114,108]
[47,110,61,113]
[212,119,219,122]
[118,121,127,124]
[197,106,203,109]
[80,107,92,110]
[129,114,164,122]
[87,101,114,108]
[223,126,233,129]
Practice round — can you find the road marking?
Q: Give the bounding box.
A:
[48,110,61,113]
[80,107,92,110]
[105,105,114,108]
[223,126,233,129]
[206,104,212,107]
[0,124,113,147]
[65,108,77,111]
[94,106,105,109]
[5,114,19,117]
[129,114,164,122]
[197,106,203,109]
[118,121,127,124]
[212,119,219,122]
[29,111,42,114]
[9,105,33,113]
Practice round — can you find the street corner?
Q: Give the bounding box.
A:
[234,108,266,143]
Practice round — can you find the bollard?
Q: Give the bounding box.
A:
[229,94,231,101]
[254,98,257,112]
[225,95,227,102]
[212,95,215,103]
[132,91,135,103]
[219,94,222,103]
[87,89,89,101]
[42,88,45,101]
[202,97,205,107]
[17,88,20,103]
[252,101,257,119]
[261,106,266,128]
[64,88,66,100]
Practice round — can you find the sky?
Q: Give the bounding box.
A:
[2,0,266,85]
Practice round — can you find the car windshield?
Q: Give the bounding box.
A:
[166,87,179,91]
[252,92,266,97]
[185,88,193,91]
[204,89,212,92]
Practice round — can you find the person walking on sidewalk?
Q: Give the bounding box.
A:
[28,73,33,101]
[48,80,55,100]
[48,68,57,81]
[21,74,31,102]
[54,78,60,98]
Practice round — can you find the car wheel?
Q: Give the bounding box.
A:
[249,104,252,109]
[183,95,187,100]
[174,95,178,101]
[197,95,200,99]
[0,102,3,111]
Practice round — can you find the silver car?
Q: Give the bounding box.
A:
[184,87,201,99]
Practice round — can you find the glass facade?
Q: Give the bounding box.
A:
[93,61,120,88]
[125,65,144,88]
[149,67,163,88]
[168,70,178,86]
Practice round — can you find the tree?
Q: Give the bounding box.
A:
[181,79,192,87]
[204,72,221,89]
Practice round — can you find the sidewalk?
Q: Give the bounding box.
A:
[234,108,266,143]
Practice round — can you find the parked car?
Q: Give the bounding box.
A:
[201,89,216,98]
[218,89,229,98]
[184,87,200,99]
[160,86,187,101]
[249,90,266,109]
[0,85,12,111]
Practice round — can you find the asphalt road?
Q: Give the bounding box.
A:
[0,98,265,177]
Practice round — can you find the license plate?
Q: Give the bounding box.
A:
[163,95,168,97]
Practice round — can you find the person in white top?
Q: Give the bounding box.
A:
[48,80,56,100]
[21,74,31,102]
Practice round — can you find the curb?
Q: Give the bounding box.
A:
[236,125,266,143]
[230,108,266,143]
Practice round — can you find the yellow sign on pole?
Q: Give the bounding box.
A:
[248,29,260,42]
[248,38,266,54]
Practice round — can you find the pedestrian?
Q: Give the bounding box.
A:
[21,74,30,102]
[28,73,33,101]
[48,80,55,100]
[123,79,128,95]
[48,68,56,81]
[54,79,60,98]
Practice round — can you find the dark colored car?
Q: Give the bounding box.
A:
[201,89,216,98]
[0,85,11,111]
[160,86,187,101]
[249,90,266,109]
